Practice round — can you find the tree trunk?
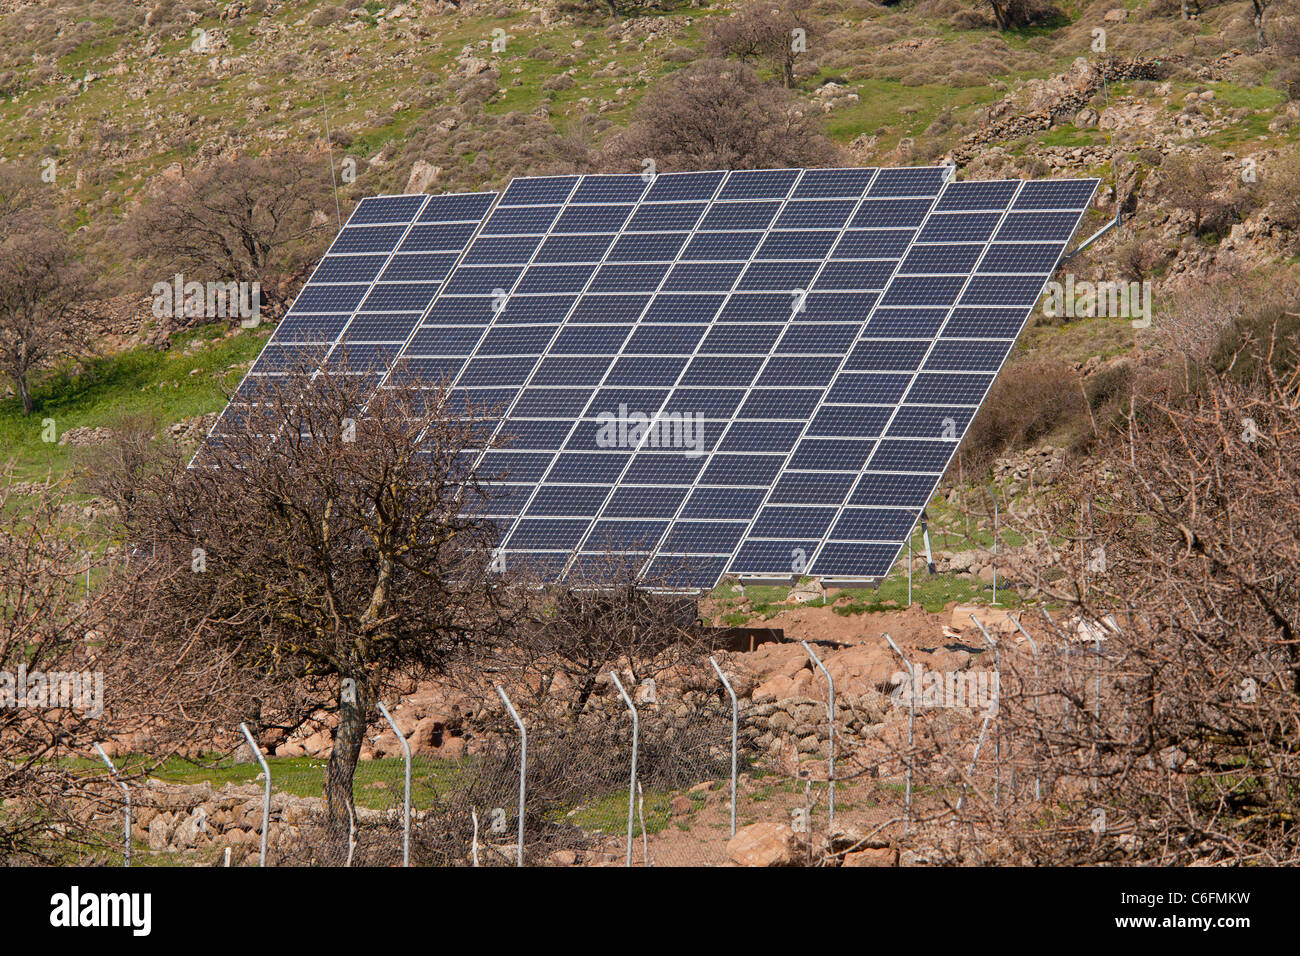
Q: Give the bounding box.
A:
[988,0,1009,31]
[18,375,32,417]
[325,673,370,852]
[1253,1,1266,47]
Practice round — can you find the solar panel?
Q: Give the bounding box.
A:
[210,168,1097,591]
[206,190,498,442]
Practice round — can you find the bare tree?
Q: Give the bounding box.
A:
[477,551,711,721]
[75,413,168,527]
[706,0,813,89]
[606,59,840,172]
[940,342,1300,864]
[1250,0,1275,47]
[1275,11,1300,97]
[1263,147,1300,233]
[983,0,1062,30]
[106,363,513,849]
[0,469,129,863]
[0,168,87,416]
[124,150,334,319]
[1158,150,1231,236]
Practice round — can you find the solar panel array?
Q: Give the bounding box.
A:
[211,167,1097,591]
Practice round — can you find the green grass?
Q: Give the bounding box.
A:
[706,492,1025,623]
[0,322,264,481]
[565,788,673,837]
[66,751,472,811]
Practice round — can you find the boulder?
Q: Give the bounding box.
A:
[727,822,805,867]
[404,160,441,194]
[147,815,171,851]
[843,847,898,867]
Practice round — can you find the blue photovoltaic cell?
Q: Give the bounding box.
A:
[644,171,725,202]
[1013,179,1097,210]
[483,206,561,235]
[420,193,497,223]
[313,255,389,283]
[209,169,1097,591]
[350,194,426,224]
[775,201,857,229]
[832,230,914,258]
[867,167,948,197]
[943,308,1030,338]
[717,169,799,199]
[918,213,1002,243]
[329,226,407,254]
[851,199,932,228]
[934,180,1018,211]
[899,245,984,275]
[572,175,646,203]
[924,340,1011,372]
[979,243,1063,273]
[700,202,782,231]
[793,168,877,198]
[536,234,611,262]
[400,223,478,252]
[995,212,1082,242]
[500,176,577,205]
[961,275,1050,306]
[628,202,709,231]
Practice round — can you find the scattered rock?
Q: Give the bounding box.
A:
[727,822,806,867]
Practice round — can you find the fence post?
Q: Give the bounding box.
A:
[987,485,999,606]
[239,722,270,867]
[495,685,526,867]
[709,656,738,839]
[1012,616,1041,803]
[609,671,638,867]
[969,616,1002,807]
[882,634,914,832]
[93,743,130,867]
[376,702,411,867]
[801,641,835,825]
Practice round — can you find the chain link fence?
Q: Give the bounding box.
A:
[89,651,934,867]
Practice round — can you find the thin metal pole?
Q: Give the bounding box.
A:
[988,484,999,605]
[376,702,411,867]
[882,634,914,831]
[609,671,638,867]
[495,685,527,867]
[239,722,270,867]
[801,641,835,824]
[709,656,738,839]
[970,616,1002,807]
[93,743,130,867]
[321,90,343,230]
[1012,616,1042,803]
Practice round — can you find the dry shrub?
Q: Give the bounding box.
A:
[959,359,1089,473]
[970,366,1300,865]
[1263,148,1300,233]
[1210,304,1300,386]
[604,59,840,171]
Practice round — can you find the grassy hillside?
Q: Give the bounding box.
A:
[3,0,1298,489]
